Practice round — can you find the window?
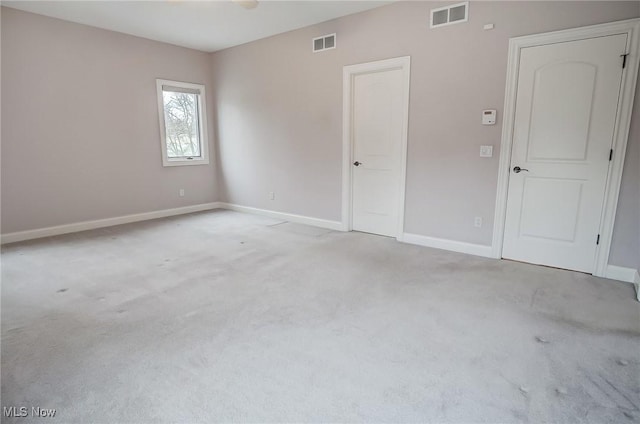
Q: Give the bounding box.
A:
[430,2,469,28]
[156,79,209,166]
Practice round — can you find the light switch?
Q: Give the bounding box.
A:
[480,145,493,157]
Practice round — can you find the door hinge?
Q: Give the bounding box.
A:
[609,149,613,161]
[621,53,629,69]
[596,234,600,245]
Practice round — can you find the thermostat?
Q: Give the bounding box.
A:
[482,109,496,125]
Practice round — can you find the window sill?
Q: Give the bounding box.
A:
[162,158,210,167]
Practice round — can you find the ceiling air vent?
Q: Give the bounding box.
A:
[430,2,469,28]
[313,33,336,53]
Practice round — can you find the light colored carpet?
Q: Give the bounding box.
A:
[1,209,639,423]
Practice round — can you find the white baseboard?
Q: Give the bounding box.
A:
[218,203,343,231]
[604,265,639,283]
[1,202,222,244]
[605,265,640,301]
[4,201,637,301]
[400,232,493,258]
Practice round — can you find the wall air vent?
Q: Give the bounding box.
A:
[430,2,469,28]
[313,33,336,53]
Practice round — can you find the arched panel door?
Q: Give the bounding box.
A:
[503,34,626,273]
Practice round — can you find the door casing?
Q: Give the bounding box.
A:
[492,18,640,277]
[342,56,411,238]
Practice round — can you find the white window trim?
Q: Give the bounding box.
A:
[430,2,469,29]
[156,79,209,167]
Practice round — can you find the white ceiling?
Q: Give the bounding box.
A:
[3,0,393,52]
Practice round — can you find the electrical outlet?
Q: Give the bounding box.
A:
[269,191,275,200]
[179,189,185,197]
[474,217,482,228]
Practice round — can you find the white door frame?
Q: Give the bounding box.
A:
[491,18,640,277]
[341,56,411,239]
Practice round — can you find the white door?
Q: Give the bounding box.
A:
[351,67,406,237]
[503,34,627,273]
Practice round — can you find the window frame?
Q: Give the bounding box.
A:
[156,79,209,167]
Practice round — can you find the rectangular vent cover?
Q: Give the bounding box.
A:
[313,33,336,52]
[430,2,469,28]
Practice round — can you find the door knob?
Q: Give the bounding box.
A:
[353,161,362,166]
[513,166,529,173]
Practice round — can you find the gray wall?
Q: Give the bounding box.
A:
[610,89,640,270]
[211,1,640,268]
[1,7,218,233]
[2,2,638,270]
